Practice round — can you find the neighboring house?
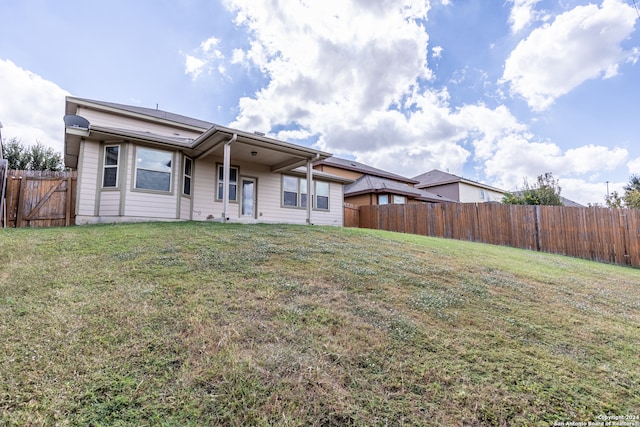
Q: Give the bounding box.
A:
[559,197,584,208]
[413,169,507,203]
[64,97,351,226]
[313,157,455,206]
[510,191,585,207]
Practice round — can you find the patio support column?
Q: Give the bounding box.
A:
[306,158,313,224]
[222,133,237,222]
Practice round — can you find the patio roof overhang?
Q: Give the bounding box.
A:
[64,123,332,172]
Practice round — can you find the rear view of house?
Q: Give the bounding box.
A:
[64,97,350,226]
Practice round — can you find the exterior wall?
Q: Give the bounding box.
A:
[122,147,178,219]
[192,156,343,225]
[459,183,505,203]
[76,140,99,216]
[424,183,459,201]
[314,164,363,181]
[345,194,373,206]
[75,139,344,226]
[77,106,203,140]
[180,196,192,220]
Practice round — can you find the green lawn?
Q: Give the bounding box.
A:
[1,222,639,426]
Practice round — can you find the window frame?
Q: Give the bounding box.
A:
[282,175,329,210]
[216,164,239,202]
[133,146,173,193]
[102,145,120,189]
[315,181,330,211]
[183,156,193,196]
[392,195,406,205]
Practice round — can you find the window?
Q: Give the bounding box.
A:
[283,175,306,207]
[102,145,119,188]
[217,165,238,201]
[480,189,485,200]
[393,195,406,204]
[315,181,329,210]
[378,194,389,205]
[283,176,330,209]
[135,147,172,192]
[183,157,192,195]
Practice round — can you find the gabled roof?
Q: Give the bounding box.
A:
[316,157,418,184]
[413,169,506,194]
[64,97,332,170]
[346,175,457,203]
[66,97,214,130]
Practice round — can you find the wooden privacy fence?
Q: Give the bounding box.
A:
[2,170,77,228]
[353,203,640,267]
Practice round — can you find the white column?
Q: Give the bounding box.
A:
[306,159,313,224]
[222,134,237,222]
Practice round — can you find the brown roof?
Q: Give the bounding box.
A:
[316,157,418,184]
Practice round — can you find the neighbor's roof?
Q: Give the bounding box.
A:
[316,157,418,185]
[346,175,457,203]
[413,169,507,193]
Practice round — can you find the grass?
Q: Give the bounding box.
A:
[1,221,639,426]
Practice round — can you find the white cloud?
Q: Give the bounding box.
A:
[432,45,443,58]
[502,0,638,111]
[508,0,542,33]
[0,59,70,154]
[484,136,628,193]
[183,36,225,80]
[627,157,640,174]
[214,0,637,205]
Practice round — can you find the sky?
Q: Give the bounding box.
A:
[1,0,639,205]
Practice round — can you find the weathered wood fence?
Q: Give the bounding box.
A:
[348,203,640,267]
[1,170,77,228]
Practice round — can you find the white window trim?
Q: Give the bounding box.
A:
[102,145,120,189]
[216,164,239,202]
[183,156,193,196]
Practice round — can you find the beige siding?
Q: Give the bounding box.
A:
[77,106,203,140]
[123,191,177,218]
[192,156,217,221]
[99,192,120,216]
[123,147,179,219]
[77,141,99,216]
[459,183,504,203]
[312,181,344,226]
[180,197,192,220]
[189,157,343,225]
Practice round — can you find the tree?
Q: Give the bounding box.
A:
[502,172,563,206]
[605,191,624,209]
[603,175,640,209]
[620,174,640,208]
[1,138,63,171]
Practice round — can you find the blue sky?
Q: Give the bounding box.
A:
[1,0,639,205]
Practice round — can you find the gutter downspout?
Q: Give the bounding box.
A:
[222,133,237,222]
[306,154,320,224]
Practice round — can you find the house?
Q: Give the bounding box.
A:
[413,169,507,203]
[64,97,351,226]
[313,157,456,206]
